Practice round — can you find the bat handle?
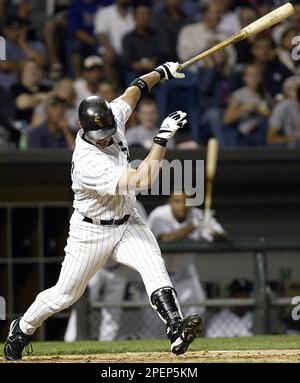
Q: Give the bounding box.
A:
[205,181,213,211]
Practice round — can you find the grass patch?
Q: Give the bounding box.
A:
[1,335,300,357]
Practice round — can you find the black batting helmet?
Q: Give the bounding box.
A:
[78,95,116,141]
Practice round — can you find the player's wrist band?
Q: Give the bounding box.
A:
[154,68,165,80]
[129,78,149,97]
[155,64,173,80]
[153,136,168,147]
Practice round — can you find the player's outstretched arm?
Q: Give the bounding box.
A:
[117,111,187,193]
[119,62,185,110]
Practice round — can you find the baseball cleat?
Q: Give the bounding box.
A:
[4,317,32,361]
[167,314,203,355]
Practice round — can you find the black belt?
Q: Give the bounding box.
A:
[82,214,130,226]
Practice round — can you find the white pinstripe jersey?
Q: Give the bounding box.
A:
[148,205,225,273]
[71,98,136,220]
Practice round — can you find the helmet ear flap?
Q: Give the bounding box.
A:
[85,125,117,142]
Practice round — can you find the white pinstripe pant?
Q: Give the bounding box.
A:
[20,209,172,335]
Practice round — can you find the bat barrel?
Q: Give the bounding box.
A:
[179,2,295,71]
[242,2,295,37]
[179,31,246,70]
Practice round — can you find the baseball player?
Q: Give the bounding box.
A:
[4,62,203,360]
[139,192,228,339]
[64,200,148,342]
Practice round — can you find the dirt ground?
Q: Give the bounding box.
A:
[2,350,300,363]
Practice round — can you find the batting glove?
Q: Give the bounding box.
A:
[153,111,187,147]
[199,209,228,242]
[154,62,185,81]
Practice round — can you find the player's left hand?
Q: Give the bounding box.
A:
[155,62,185,81]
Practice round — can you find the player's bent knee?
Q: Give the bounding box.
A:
[38,287,81,311]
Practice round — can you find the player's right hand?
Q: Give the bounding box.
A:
[154,62,185,81]
[160,110,187,138]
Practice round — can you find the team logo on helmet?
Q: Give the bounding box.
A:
[94,116,105,128]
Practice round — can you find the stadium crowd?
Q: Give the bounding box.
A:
[0,0,300,150]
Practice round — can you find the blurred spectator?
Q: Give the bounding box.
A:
[197,43,233,147]
[152,0,201,19]
[0,2,15,26]
[152,0,192,62]
[206,279,253,338]
[223,64,269,146]
[126,98,174,149]
[250,35,292,99]
[95,0,134,84]
[74,56,105,106]
[267,84,300,148]
[4,0,48,40]
[0,16,46,89]
[98,81,118,103]
[256,0,273,18]
[2,0,49,22]
[67,0,103,77]
[44,0,70,80]
[140,191,228,339]
[31,79,78,132]
[122,4,162,80]
[281,76,300,100]
[272,2,300,45]
[215,0,240,36]
[0,85,19,148]
[238,5,259,31]
[0,1,27,30]
[177,3,225,66]
[234,5,258,64]
[28,95,75,149]
[95,0,134,58]
[11,58,52,127]
[276,28,300,76]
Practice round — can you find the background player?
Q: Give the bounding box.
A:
[4,61,203,361]
[140,191,228,338]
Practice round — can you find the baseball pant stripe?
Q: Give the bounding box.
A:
[19,211,172,336]
[20,217,122,335]
[112,220,172,298]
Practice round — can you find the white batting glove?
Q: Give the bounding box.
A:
[201,226,215,242]
[154,62,185,81]
[200,209,228,242]
[192,216,203,229]
[153,111,187,147]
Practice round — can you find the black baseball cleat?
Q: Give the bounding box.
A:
[4,317,32,361]
[167,314,203,355]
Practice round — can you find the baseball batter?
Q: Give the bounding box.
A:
[4,62,202,361]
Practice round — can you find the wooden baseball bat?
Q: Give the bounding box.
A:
[205,138,218,211]
[179,2,295,70]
